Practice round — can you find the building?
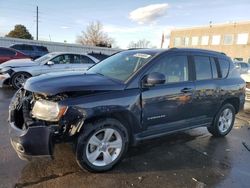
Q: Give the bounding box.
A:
[169,21,250,63]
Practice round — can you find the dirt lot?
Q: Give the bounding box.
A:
[0,88,250,188]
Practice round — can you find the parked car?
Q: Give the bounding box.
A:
[10,44,49,59]
[9,48,245,172]
[234,61,250,74]
[240,73,250,102]
[88,52,110,61]
[234,61,250,101]
[0,47,29,63]
[0,52,99,89]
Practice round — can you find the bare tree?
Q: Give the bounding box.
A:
[76,21,113,48]
[127,39,154,48]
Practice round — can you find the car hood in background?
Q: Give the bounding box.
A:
[0,59,38,68]
[24,72,125,95]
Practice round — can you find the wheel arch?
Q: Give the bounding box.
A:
[222,97,240,113]
[82,110,141,145]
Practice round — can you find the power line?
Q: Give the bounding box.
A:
[36,6,38,40]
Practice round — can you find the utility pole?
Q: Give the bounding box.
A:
[36,6,38,40]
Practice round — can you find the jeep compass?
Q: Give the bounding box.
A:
[8,48,245,172]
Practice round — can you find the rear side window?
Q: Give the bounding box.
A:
[0,48,16,56]
[80,55,95,64]
[194,56,212,80]
[11,45,22,50]
[210,58,219,79]
[149,55,189,83]
[218,59,230,78]
[23,45,34,51]
[36,46,48,52]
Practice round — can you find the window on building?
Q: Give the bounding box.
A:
[223,34,234,45]
[174,37,182,47]
[191,36,199,46]
[201,36,209,45]
[184,37,189,46]
[237,33,249,45]
[212,35,221,45]
[194,56,212,80]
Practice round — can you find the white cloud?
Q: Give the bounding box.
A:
[60,26,70,29]
[129,3,169,24]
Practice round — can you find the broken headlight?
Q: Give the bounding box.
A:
[32,100,67,122]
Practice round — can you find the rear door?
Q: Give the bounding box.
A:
[141,53,196,130]
[70,55,96,71]
[192,55,220,121]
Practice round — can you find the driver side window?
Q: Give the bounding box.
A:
[149,55,189,84]
[51,54,74,64]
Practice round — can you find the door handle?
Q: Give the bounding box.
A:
[181,88,193,93]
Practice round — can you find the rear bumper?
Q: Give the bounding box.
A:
[0,73,10,87]
[9,122,53,161]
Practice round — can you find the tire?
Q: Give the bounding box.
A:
[76,118,129,172]
[11,72,31,89]
[207,103,235,137]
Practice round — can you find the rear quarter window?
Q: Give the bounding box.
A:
[36,46,48,52]
[0,48,16,56]
[218,59,230,78]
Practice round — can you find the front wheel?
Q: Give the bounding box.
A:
[11,72,31,89]
[207,103,235,137]
[76,118,129,172]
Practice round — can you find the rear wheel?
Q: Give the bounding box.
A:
[207,103,235,137]
[76,118,129,172]
[11,72,31,89]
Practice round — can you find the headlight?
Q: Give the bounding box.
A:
[32,100,67,122]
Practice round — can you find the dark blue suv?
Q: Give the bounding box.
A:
[10,44,49,59]
[8,48,245,172]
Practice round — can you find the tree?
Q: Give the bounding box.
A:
[128,39,154,48]
[76,21,113,48]
[5,25,33,39]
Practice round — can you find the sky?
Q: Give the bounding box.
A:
[0,0,250,49]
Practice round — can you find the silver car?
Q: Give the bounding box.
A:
[0,52,99,89]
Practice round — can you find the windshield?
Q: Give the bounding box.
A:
[87,50,155,82]
[34,53,58,64]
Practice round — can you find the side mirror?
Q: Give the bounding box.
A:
[143,72,166,87]
[47,61,54,65]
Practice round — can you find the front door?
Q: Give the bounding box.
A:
[41,54,74,74]
[141,54,195,131]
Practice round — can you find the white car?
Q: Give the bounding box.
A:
[241,73,250,102]
[0,52,99,89]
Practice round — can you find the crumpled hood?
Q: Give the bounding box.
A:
[24,72,125,95]
[0,59,37,69]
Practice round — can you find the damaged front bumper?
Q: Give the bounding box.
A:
[8,89,86,161]
[9,122,53,160]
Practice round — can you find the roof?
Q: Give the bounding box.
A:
[171,20,250,32]
[125,48,227,57]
